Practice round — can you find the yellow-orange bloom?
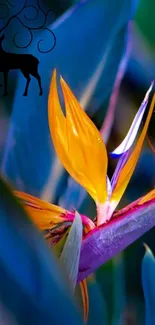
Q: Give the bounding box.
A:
[48,69,108,204]
[15,191,95,232]
[14,191,65,230]
[48,69,155,225]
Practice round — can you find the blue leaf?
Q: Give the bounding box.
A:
[112,253,126,325]
[142,244,155,325]
[87,275,108,325]
[128,26,155,88]
[2,0,138,205]
[0,176,83,325]
[60,211,83,290]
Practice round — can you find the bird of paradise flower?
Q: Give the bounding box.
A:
[14,70,155,322]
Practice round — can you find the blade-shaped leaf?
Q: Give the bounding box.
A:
[2,0,138,208]
[0,176,83,324]
[112,253,126,325]
[60,211,83,290]
[87,274,108,325]
[78,198,155,282]
[100,21,132,143]
[142,245,155,325]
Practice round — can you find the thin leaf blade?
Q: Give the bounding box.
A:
[142,245,155,325]
[61,211,83,290]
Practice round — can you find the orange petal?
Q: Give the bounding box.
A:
[14,191,66,230]
[48,69,108,203]
[48,69,71,167]
[138,189,155,205]
[110,93,155,210]
[80,279,89,324]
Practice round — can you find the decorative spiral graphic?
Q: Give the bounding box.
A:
[0,0,56,53]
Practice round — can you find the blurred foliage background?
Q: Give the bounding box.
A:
[0,0,155,324]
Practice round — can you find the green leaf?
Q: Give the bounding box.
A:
[61,212,83,290]
[142,244,155,325]
[87,274,108,325]
[112,253,126,325]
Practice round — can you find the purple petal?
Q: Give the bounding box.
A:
[111,81,154,157]
[111,150,129,190]
[77,199,155,282]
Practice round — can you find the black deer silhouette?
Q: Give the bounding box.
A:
[0,34,43,96]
